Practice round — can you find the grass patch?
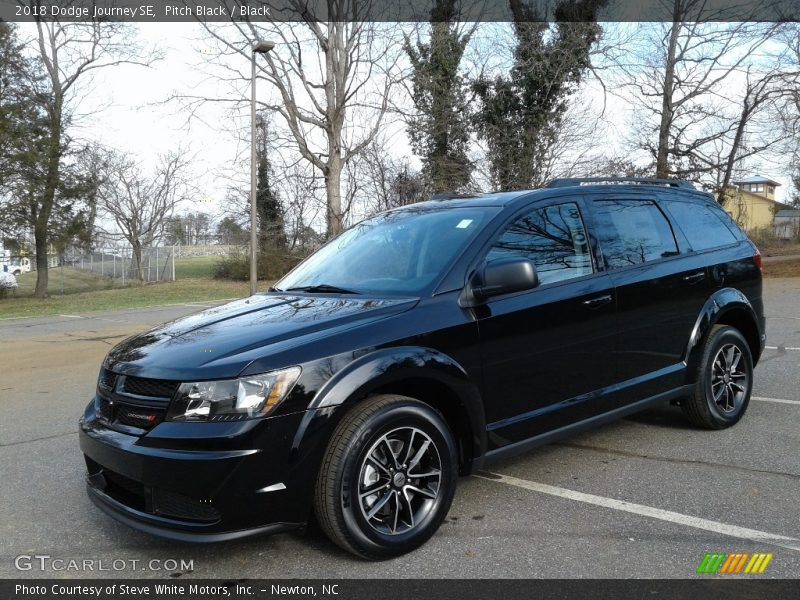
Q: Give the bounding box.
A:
[174,256,219,279]
[763,258,800,278]
[758,242,800,258]
[0,278,254,319]
[13,267,122,296]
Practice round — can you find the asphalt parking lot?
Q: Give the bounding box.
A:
[1,280,799,579]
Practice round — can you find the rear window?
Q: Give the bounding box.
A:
[593,200,679,269]
[662,199,739,251]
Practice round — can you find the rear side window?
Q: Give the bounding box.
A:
[486,202,593,285]
[593,200,678,269]
[661,199,738,251]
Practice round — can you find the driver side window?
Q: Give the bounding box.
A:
[486,202,593,286]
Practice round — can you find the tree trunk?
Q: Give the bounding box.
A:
[33,222,49,297]
[656,19,681,179]
[33,113,62,298]
[325,154,343,238]
[132,242,144,282]
[720,98,752,199]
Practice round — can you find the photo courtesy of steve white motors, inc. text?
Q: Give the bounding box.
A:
[14,583,340,597]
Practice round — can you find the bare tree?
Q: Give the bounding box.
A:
[279,163,325,251]
[99,151,191,281]
[619,5,782,182]
[776,26,800,205]
[26,16,157,296]
[714,65,798,202]
[354,138,427,216]
[186,6,406,238]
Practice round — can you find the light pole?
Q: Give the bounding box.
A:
[250,40,275,295]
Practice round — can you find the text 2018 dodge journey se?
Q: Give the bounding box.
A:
[80,178,765,559]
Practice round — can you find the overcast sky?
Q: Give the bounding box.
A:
[16,21,792,225]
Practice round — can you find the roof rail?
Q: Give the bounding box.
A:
[546,177,695,190]
[430,192,480,200]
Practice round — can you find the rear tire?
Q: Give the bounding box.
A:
[682,325,753,429]
[314,394,457,560]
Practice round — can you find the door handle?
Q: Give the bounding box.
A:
[582,294,612,308]
[683,271,706,284]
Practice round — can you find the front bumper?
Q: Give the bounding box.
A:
[79,398,310,541]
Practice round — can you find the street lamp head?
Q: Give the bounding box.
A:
[253,40,275,54]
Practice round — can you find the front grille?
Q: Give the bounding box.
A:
[114,404,166,429]
[123,376,179,399]
[153,489,220,522]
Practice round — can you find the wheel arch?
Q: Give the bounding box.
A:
[294,346,486,476]
[685,288,763,374]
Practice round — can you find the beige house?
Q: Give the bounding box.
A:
[722,175,789,232]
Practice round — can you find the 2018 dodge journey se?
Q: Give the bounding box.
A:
[80,177,765,559]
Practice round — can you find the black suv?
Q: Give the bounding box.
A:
[80,178,764,559]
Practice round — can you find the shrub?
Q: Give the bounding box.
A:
[748,225,778,247]
[0,275,18,299]
[214,247,306,281]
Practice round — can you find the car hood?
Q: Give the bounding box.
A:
[105,293,418,380]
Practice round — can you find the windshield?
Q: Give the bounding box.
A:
[276,207,494,295]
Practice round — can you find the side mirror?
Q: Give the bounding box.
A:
[470,258,538,301]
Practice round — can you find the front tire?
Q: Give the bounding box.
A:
[682,325,753,429]
[314,394,458,560]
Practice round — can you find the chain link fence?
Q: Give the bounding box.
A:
[1,246,183,297]
[67,246,177,284]
[1,244,258,297]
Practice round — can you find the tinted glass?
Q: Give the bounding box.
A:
[276,207,493,295]
[663,200,740,250]
[486,202,593,285]
[594,200,678,268]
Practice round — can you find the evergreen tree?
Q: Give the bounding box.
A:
[1,25,99,266]
[405,0,474,194]
[216,216,247,245]
[255,112,286,249]
[473,0,604,190]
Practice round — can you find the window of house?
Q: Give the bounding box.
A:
[486,202,593,286]
[593,200,679,268]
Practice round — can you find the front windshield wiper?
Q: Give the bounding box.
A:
[284,284,358,294]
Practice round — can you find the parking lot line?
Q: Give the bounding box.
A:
[752,396,800,406]
[477,471,800,552]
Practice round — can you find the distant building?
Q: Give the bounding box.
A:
[774,209,800,240]
[722,175,790,232]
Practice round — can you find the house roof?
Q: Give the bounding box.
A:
[733,175,782,186]
[775,209,800,218]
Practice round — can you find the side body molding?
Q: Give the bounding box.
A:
[683,287,760,375]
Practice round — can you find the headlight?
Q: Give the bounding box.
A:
[166,367,301,422]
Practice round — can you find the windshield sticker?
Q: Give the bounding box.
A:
[456,219,473,229]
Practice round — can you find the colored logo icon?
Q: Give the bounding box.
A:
[697,552,773,574]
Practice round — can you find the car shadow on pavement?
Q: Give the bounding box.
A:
[622,404,697,430]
